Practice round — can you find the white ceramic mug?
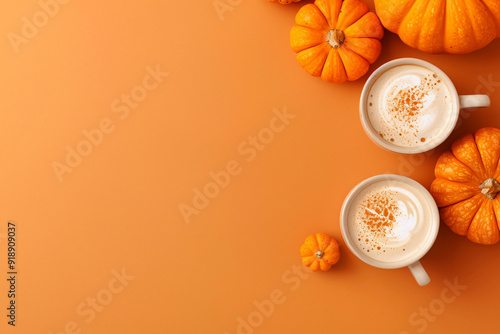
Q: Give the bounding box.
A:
[340,174,440,286]
[360,58,490,154]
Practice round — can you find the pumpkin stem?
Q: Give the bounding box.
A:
[315,250,324,259]
[326,29,345,49]
[479,178,500,199]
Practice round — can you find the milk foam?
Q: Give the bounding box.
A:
[347,180,431,263]
[367,65,453,147]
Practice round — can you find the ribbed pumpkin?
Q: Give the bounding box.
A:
[430,128,500,245]
[300,233,340,271]
[290,0,384,83]
[375,0,500,54]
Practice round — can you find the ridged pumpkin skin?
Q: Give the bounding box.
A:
[290,0,384,83]
[268,0,301,4]
[300,233,340,271]
[375,0,500,54]
[430,128,500,245]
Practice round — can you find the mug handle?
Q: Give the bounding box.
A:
[408,261,431,286]
[459,95,490,109]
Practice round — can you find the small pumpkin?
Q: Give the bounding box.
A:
[268,0,302,4]
[290,0,384,83]
[300,233,340,271]
[375,0,500,54]
[430,128,500,245]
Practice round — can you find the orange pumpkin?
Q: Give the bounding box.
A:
[430,128,500,245]
[375,0,500,54]
[268,0,302,4]
[300,233,340,271]
[290,0,384,83]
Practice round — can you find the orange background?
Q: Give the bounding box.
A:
[1,1,500,333]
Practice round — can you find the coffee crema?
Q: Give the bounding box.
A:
[367,64,453,147]
[347,180,431,263]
